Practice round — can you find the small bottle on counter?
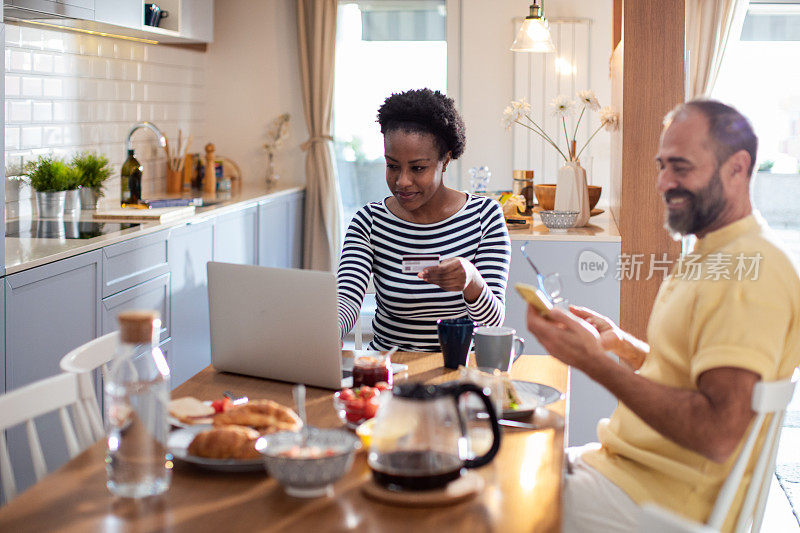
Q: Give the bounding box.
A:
[105,310,172,498]
[120,149,143,205]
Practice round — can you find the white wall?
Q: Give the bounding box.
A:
[205,0,308,189]
[457,0,613,195]
[204,0,612,196]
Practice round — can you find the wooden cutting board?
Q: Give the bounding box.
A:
[93,205,196,223]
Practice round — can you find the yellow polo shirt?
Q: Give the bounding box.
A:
[582,214,800,531]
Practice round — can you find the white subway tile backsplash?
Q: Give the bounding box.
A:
[5,22,206,208]
[52,54,67,75]
[42,78,63,98]
[8,100,32,123]
[52,101,66,121]
[91,57,108,78]
[32,53,53,73]
[21,76,42,97]
[42,126,63,147]
[5,24,20,47]
[98,80,116,100]
[21,127,42,149]
[6,127,20,150]
[116,81,132,101]
[19,27,42,49]
[9,50,32,71]
[6,75,20,97]
[32,102,52,122]
[79,79,98,100]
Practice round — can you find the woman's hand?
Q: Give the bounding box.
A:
[419,257,484,302]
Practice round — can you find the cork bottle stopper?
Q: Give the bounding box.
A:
[118,310,160,344]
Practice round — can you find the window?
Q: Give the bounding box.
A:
[333,0,447,227]
[713,0,800,260]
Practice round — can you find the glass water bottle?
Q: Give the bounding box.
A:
[105,310,172,498]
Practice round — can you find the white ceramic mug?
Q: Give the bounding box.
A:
[473,326,525,372]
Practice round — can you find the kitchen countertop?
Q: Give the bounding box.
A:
[507,209,620,242]
[5,185,305,275]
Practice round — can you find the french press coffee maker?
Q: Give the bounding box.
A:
[367,381,501,491]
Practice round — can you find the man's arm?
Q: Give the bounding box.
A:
[528,306,758,463]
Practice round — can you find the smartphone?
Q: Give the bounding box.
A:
[515,282,554,316]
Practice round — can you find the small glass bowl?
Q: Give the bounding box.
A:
[332,390,380,429]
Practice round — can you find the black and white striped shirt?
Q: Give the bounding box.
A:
[337,194,511,352]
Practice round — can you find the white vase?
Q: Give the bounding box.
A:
[554,161,590,227]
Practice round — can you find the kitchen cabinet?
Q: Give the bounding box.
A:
[258,192,305,270]
[504,239,620,446]
[168,218,213,388]
[102,229,170,298]
[93,0,139,29]
[213,204,258,266]
[180,0,213,43]
[4,250,102,496]
[101,272,170,342]
[5,0,213,44]
[4,0,94,20]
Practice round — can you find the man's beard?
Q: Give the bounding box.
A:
[663,169,726,238]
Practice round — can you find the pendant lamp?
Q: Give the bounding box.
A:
[511,1,556,53]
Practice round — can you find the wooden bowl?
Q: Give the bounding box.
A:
[534,184,602,211]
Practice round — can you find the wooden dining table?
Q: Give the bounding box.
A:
[0,352,568,532]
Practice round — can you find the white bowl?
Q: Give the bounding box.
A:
[539,210,579,231]
[257,428,360,498]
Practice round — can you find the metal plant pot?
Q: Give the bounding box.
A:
[35,190,67,219]
[79,187,101,210]
[64,189,81,218]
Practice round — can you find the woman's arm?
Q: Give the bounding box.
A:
[337,208,374,338]
[465,200,511,325]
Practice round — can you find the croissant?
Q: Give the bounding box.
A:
[213,399,303,434]
[187,425,262,460]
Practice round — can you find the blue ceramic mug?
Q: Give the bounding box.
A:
[437,317,476,369]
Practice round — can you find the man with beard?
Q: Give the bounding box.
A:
[526,100,800,532]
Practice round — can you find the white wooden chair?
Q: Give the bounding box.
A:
[58,331,119,442]
[0,372,96,503]
[638,375,798,533]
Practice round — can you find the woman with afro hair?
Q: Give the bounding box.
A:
[337,88,511,352]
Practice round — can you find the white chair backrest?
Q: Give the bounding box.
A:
[0,373,95,503]
[708,376,797,533]
[59,331,119,443]
[638,375,797,533]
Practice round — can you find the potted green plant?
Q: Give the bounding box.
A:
[72,152,112,210]
[23,155,74,218]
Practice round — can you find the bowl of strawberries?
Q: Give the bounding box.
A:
[333,383,390,429]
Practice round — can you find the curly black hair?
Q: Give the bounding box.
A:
[377,88,466,160]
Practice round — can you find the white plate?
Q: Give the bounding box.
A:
[168,426,266,473]
[502,380,563,421]
[168,399,214,429]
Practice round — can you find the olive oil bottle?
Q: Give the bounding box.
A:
[120,149,142,205]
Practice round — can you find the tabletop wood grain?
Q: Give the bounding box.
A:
[0,353,567,533]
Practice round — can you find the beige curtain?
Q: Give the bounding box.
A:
[297,0,342,271]
[685,0,749,98]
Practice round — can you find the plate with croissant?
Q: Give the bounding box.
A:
[168,398,304,472]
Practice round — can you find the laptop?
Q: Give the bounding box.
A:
[207,261,350,389]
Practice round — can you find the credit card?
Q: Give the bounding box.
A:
[401,254,440,273]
